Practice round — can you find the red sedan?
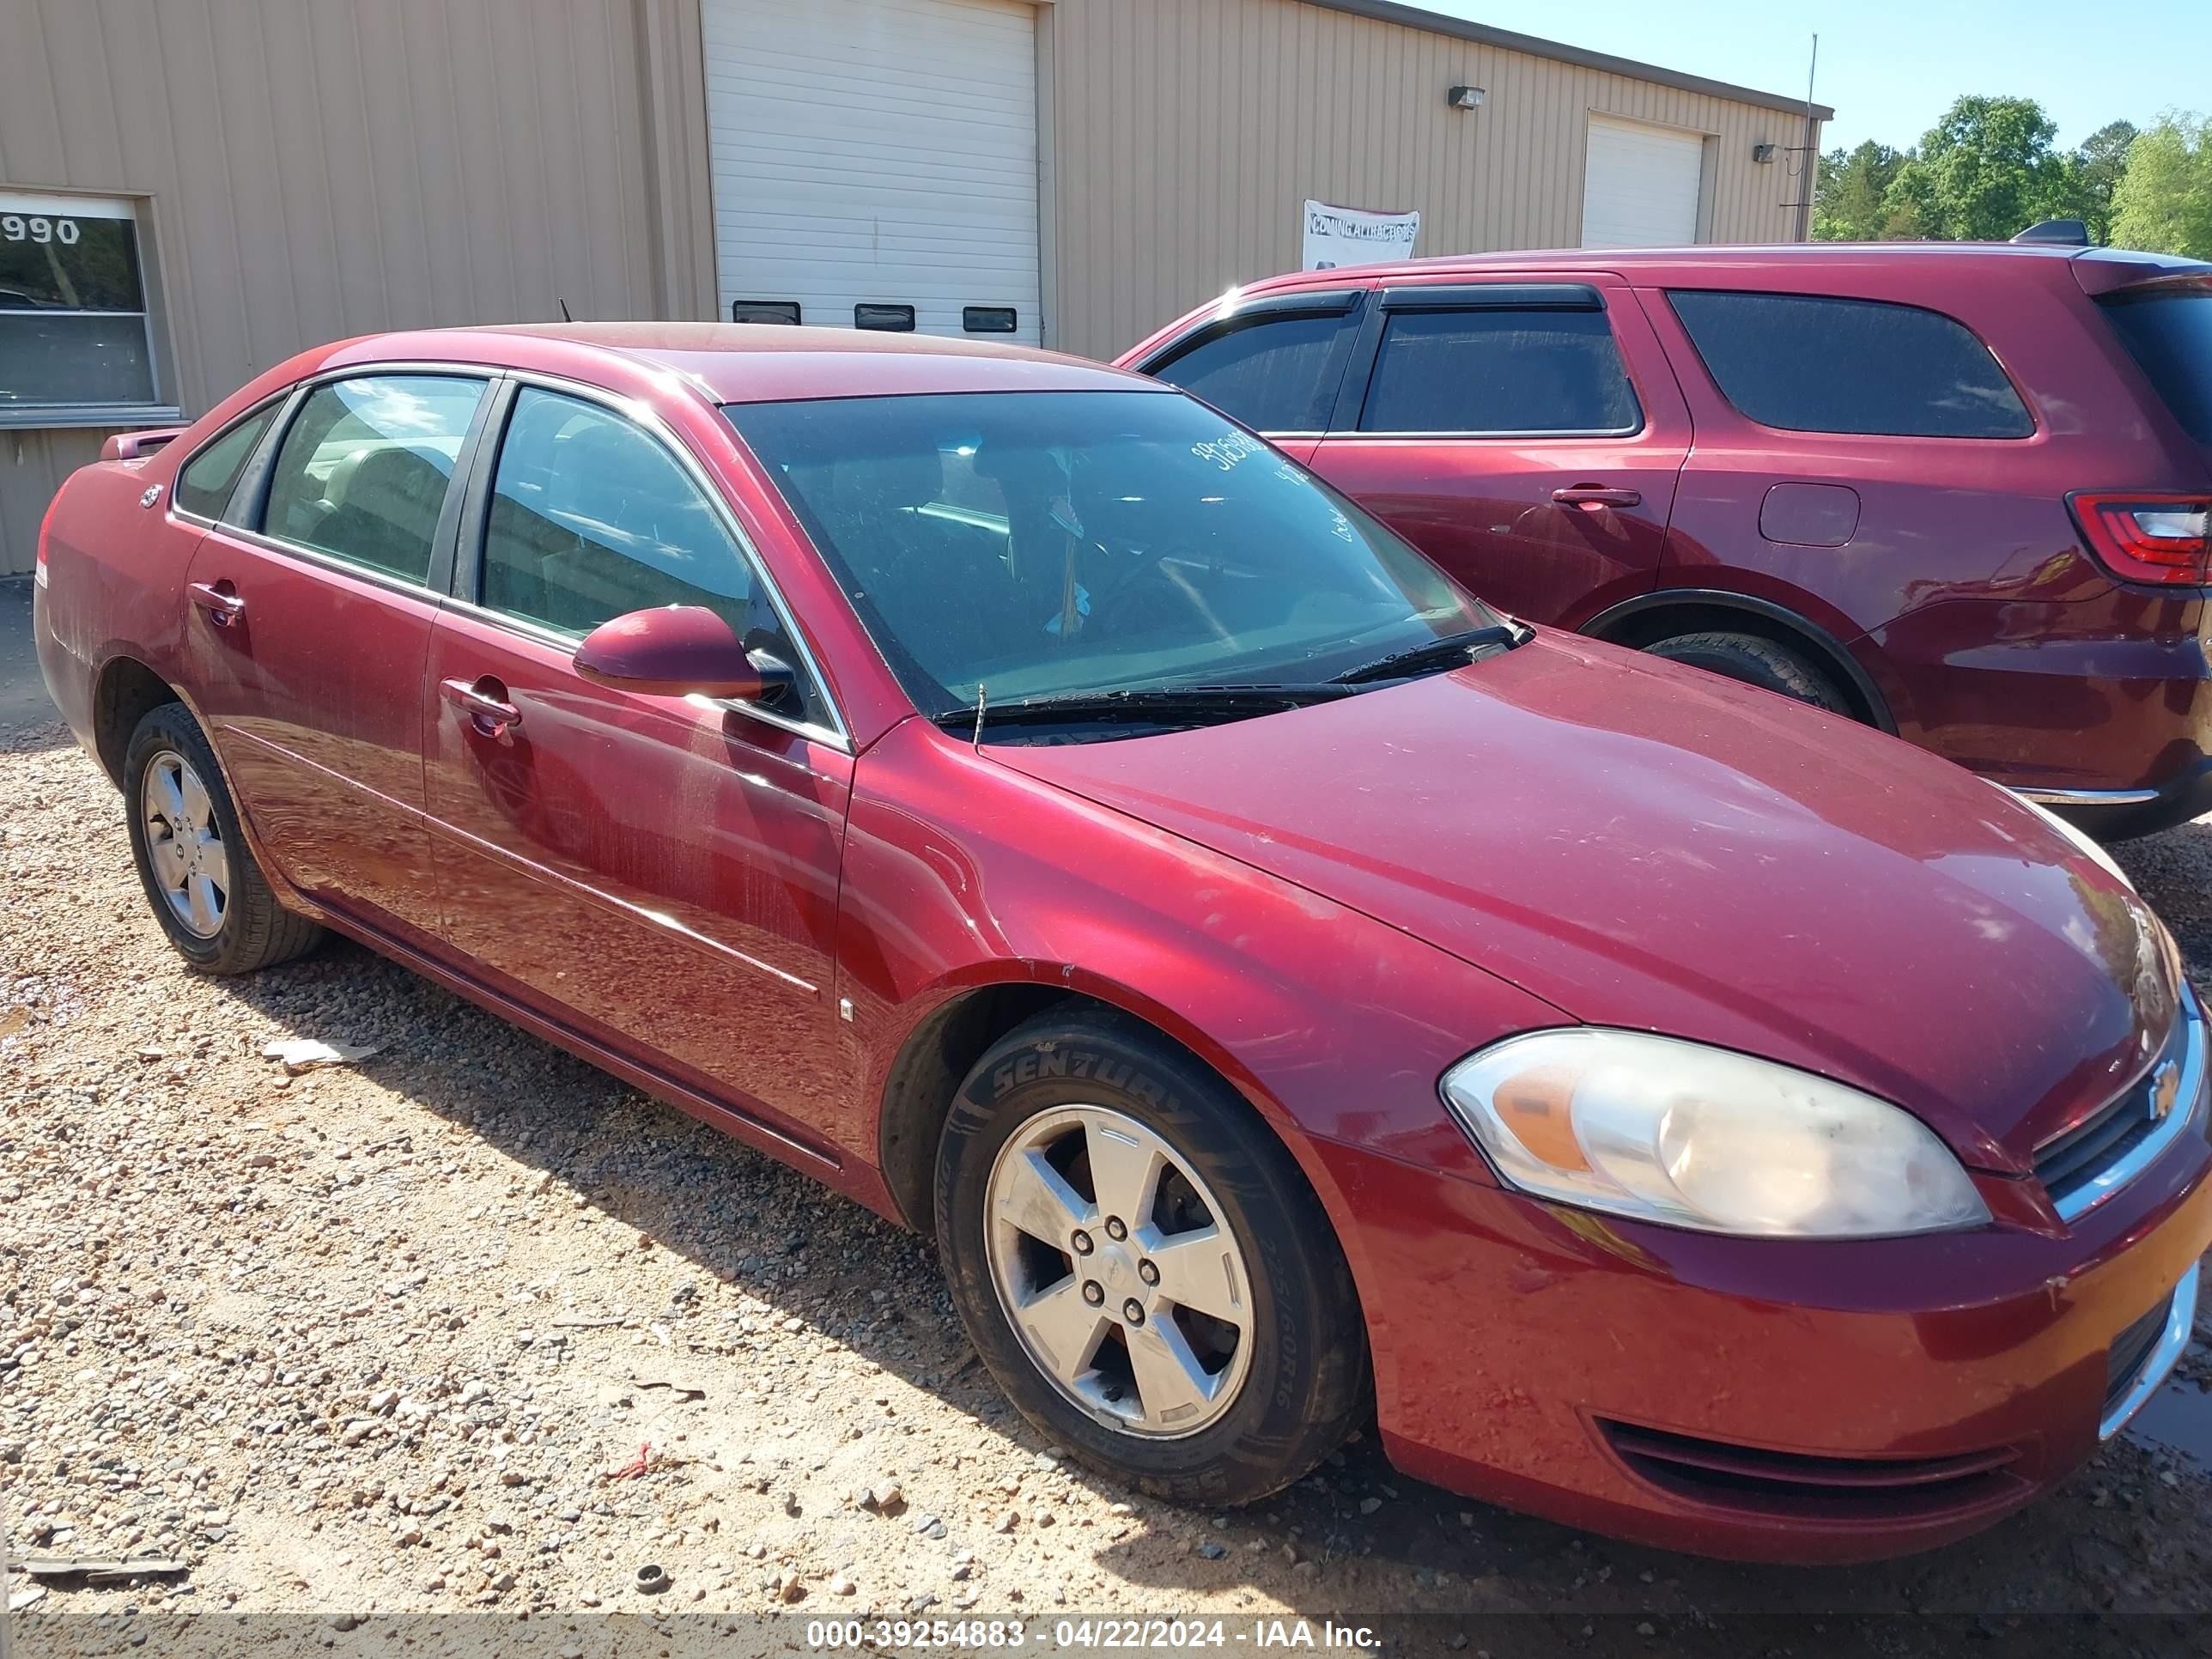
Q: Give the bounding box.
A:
[32,324,2212,1563]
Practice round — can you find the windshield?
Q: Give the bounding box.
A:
[724,390,1493,719]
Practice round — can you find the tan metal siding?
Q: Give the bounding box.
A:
[1045,0,1815,359]
[2,427,106,580]
[0,0,714,574]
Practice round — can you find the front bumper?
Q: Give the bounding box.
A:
[2101,1261,2197,1442]
[1323,1097,2212,1564]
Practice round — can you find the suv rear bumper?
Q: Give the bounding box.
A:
[1863,592,2212,837]
[2020,759,2212,839]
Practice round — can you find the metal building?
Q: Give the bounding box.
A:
[0,0,1829,574]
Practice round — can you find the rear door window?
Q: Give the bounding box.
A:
[173,405,277,523]
[262,375,486,583]
[1147,310,1358,433]
[1668,290,2033,439]
[2100,289,2212,443]
[1357,308,1641,434]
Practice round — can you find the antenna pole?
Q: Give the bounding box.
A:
[1795,34,1820,241]
[971,683,987,750]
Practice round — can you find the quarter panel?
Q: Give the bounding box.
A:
[1636,271,2152,641]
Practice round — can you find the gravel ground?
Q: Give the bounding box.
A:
[4,691,2212,1657]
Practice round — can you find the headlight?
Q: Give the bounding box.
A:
[2007,789,2136,891]
[1440,1030,1990,1238]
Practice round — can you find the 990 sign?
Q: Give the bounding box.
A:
[1,215,82,245]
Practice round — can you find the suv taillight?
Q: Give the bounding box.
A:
[2068,492,2212,586]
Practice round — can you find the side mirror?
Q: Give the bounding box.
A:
[573,605,796,707]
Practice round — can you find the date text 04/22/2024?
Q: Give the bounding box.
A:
[803,1619,1382,1650]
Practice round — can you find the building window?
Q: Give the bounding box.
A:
[0,190,173,426]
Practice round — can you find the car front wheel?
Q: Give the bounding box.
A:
[936,1010,1369,1506]
[124,702,323,974]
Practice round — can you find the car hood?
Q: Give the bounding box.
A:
[994,635,2178,1172]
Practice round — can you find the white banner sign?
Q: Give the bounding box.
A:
[1302,199,1420,270]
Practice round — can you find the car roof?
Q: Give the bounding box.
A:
[318,320,1158,404]
[1237,240,2212,293]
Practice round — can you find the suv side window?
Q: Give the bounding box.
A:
[262,375,486,582]
[1358,308,1642,435]
[1149,311,1357,432]
[173,404,277,523]
[480,387,814,718]
[1668,290,2033,439]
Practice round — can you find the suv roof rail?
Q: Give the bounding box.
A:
[2013,218,2092,246]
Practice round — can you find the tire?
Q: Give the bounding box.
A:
[123,702,323,975]
[936,1008,1369,1507]
[1642,629,1854,717]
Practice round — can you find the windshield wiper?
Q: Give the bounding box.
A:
[1329,621,1531,686]
[929,683,1352,733]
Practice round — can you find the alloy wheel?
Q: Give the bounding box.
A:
[982,1104,1254,1437]
[141,749,231,939]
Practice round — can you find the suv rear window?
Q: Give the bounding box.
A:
[2101,289,2212,443]
[1668,290,2033,439]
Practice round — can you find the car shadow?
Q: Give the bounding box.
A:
[185,919,2212,1641]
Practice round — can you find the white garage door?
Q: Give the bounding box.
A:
[1580,115,1706,248]
[701,0,1042,345]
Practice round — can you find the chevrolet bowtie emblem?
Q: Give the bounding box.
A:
[2150,1055,2183,1122]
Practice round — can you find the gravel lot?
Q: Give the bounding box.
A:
[4,654,2212,1656]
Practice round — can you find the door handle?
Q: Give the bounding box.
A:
[441,677,522,739]
[1552,486,1643,510]
[187,580,246,626]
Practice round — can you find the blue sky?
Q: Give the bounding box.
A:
[1419,1,2208,152]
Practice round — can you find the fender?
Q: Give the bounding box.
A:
[1580,586,1899,734]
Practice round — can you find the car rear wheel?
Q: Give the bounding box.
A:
[124,702,322,974]
[936,1010,1369,1506]
[1642,629,1854,717]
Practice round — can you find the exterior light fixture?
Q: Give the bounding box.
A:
[1753,143,1778,162]
[1448,85,1485,110]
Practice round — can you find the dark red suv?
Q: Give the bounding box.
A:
[1121,245,2212,837]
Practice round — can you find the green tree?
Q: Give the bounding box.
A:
[2110,115,2212,258]
[1882,95,2069,240]
[1812,141,1906,240]
[2062,119,2139,241]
